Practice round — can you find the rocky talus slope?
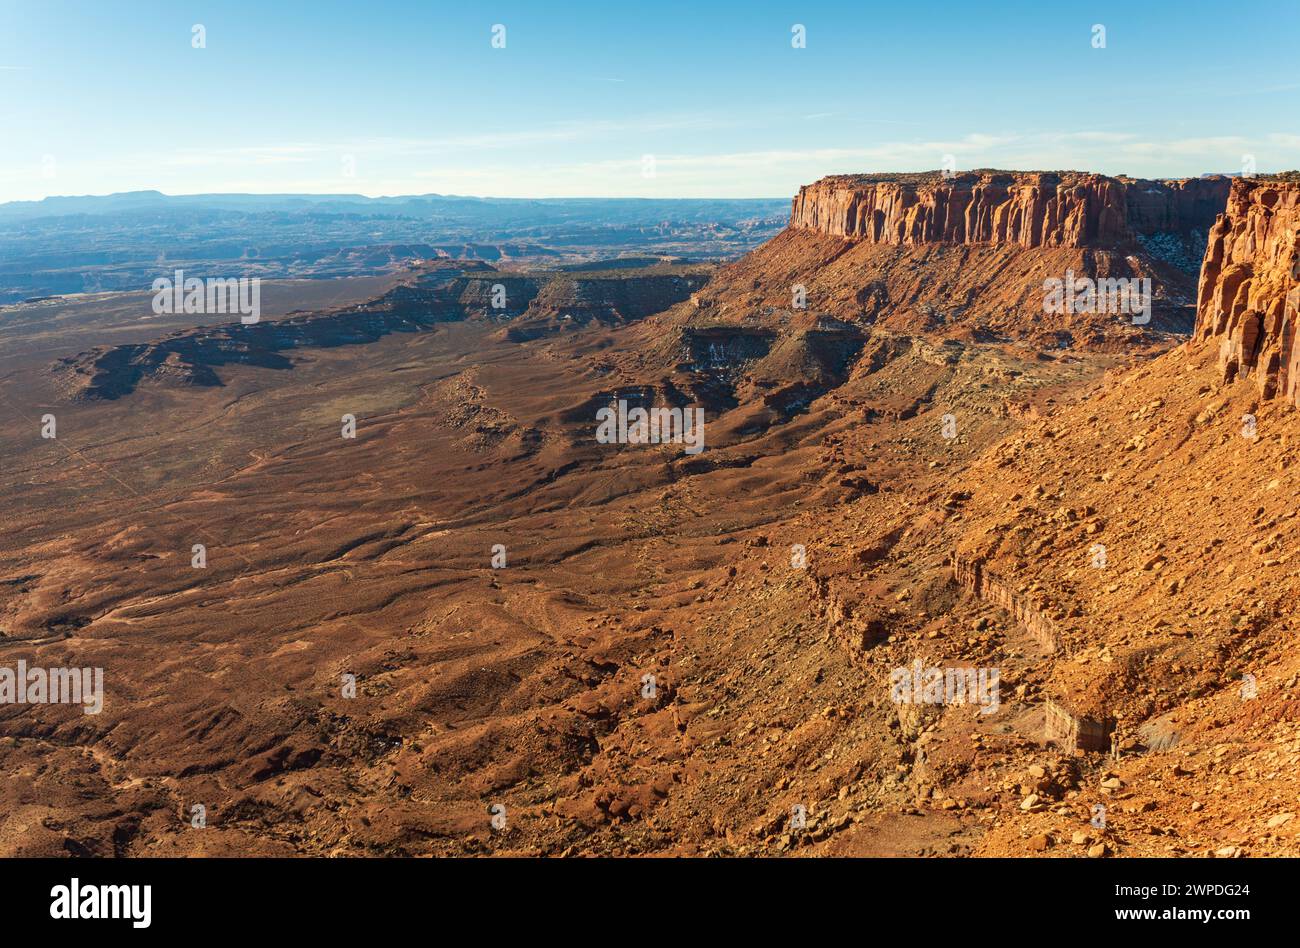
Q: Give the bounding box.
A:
[927,175,1300,856]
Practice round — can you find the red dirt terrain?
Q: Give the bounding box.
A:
[1,171,1297,858]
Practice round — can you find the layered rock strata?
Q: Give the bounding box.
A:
[951,553,1063,655]
[790,170,1229,250]
[1044,698,1115,754]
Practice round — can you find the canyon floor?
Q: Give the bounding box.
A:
[1,249,1297,859]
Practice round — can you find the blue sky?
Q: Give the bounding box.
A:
[1,0,1297,201]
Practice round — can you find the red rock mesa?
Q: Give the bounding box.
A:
[790,170,1229,249]
[696,170,1230,348]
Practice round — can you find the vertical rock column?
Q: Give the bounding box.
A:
[1193,178,1300,403]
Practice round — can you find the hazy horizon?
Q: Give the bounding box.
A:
[0,188,795,204]
[0,168,1266,208]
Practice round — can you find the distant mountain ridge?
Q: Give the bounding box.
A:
[0,190,789,222]
[0,192,788,303]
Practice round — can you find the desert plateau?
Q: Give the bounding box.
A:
[0,166,1295,865]
[1,7,1298,925]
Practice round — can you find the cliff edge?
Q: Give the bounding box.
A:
[790,170,1229,250]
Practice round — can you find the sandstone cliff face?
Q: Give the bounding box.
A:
[1192,176,1300,403]
[790,170,1228,250]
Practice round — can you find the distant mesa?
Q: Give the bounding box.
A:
[51,262,710,400]
[0,192,786,304]
[46,170,1281,404]
[681,168,1236,349]
[790,169,1230,249]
